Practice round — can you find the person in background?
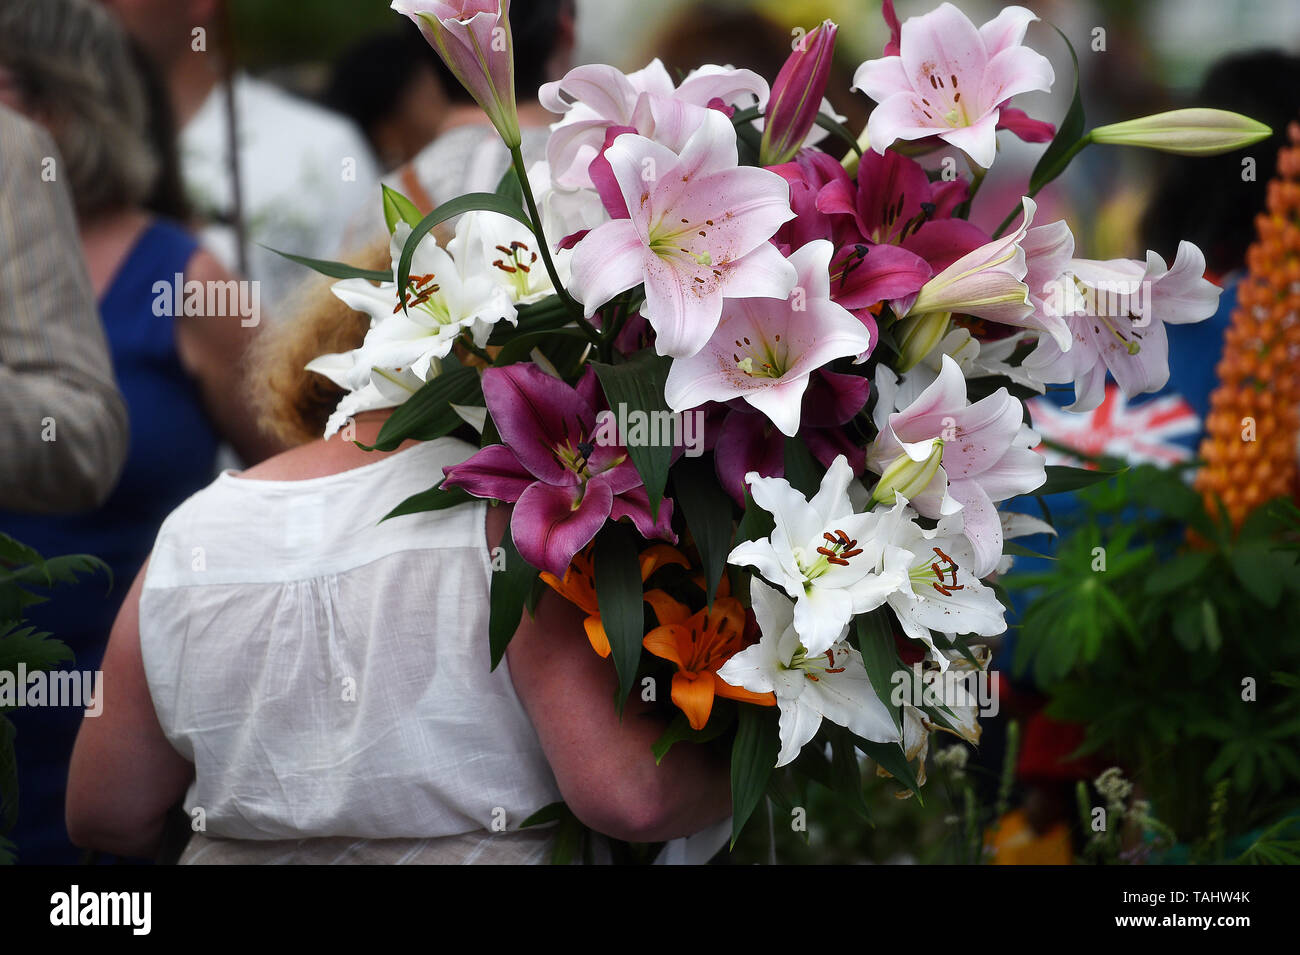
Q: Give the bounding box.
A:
[100,0,381,311]
[0,106,129,514]
[0,0,282,863]
[325,25,448,174]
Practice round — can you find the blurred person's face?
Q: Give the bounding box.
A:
[98,0,214,67]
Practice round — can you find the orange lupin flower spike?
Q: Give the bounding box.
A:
[1194,120,1300,526]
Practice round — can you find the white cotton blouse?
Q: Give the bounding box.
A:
[138,437,563,842]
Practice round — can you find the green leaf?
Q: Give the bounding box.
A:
[592,521,645,710]
[381,184,425,233]
[673,456,735,605]
[262,246,391,283]
[730,704,780,848]
[1002,541,1056,561]
[1033,464,1126,496]
[379,481,473,522]
[591,350,674,520]
[651,708,734,764]
[1027,24,1086,196]
[829,727,872,821]
[855,612,904,733]
[493,161,525,209]
[488,531,537,671]
[358,364,482,452]
[734,487,776,546]
[0,623,74,677]
[487,295,569,345]
[491,326,589,367]
[782,435,823,498]
[812,112,863,156]
[1146,550,1214,596]
[1231,543,1289,607]
[396,192,535,310]
[854,736,922,800]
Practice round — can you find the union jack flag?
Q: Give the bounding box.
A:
[1027,387,1201,469]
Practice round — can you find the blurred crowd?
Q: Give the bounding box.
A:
[0,0,1297,864]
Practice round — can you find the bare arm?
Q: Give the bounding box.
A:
[0,108,128,512]
[494,505,732,843]
[173,249,285,465]
[66,557,194,858]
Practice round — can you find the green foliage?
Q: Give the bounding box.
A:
[1009,465,1300,842]
[0,533,108,862]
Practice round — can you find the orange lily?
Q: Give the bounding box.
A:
[642,593,776,730]
[540,544,690,658]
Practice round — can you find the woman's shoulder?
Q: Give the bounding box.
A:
[141,437,486,590]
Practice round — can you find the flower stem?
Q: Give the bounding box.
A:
[991,136,1091,238]
[458,334,494,365]
[509,145,603,348]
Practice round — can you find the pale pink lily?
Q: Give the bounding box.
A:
[866,354,1045,577]
[854,3,1054,168]
[568,109,798,359]
[392,0,521,148]
[902,197,1039,328]
[663,240,872,436]
[728,455,911,656]
[715,580,900,768]
[540,58,768,189]
[1022,240,1221,412]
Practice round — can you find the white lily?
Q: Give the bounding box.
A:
[873,499,1008,670]
[728,455,911,655]
[716,580,901,768]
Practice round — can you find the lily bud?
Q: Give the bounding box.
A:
[895,310,951,373]
[1089,108,1271,156]
[393,0,522,149]
[871,441,945,506]
[759,20,838,167]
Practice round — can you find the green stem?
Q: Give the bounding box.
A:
[458,334,494,365]
[991,135,1091,238]
[954,154,987,221]
[509,145,602,348]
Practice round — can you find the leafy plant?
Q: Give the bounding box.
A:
[0,532,108,864]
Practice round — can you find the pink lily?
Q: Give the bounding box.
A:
[441,363,674,577]
[392,0,521,148]
[853,3,1055,167]
[760,20,839,167]
[1022,241,1221,412]
[539,59,768,189]
[663,240,872,435]
[568,109,798,359]
[866,354,1045,577]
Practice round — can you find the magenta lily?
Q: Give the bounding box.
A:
[867,354,1044,576]
[663,240,872,435]
[760,20,838,167]
[568,109,798,359]
[392,0,521,148]
[853,3,1055,167]
[441,363,675,577]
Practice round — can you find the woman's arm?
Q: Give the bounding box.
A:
[173,249,285,465]
[66,558,194,858]
[494,505,733,843]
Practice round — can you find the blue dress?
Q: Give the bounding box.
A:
[1,219,220,863]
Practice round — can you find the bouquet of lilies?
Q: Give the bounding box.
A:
[290,0,1269,844]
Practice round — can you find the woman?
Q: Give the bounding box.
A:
[0,0,281,863]
[65,271,734,863]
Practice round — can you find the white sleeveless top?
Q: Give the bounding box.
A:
[139,437,564,842]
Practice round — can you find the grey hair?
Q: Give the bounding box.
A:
[0,0,158,219]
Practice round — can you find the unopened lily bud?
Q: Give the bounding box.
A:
[1089,108,1271,156]
[871,441,945,506]
[895,310,951,374]
[760,20,838,167]
[393,0,522,149]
